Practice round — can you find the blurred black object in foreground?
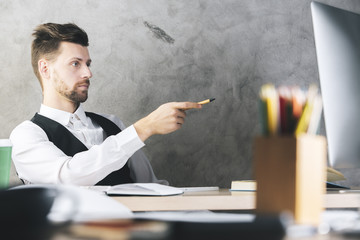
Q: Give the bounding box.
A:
[131,214,287,240]
[168,215,286,240]
[0,187,67,240]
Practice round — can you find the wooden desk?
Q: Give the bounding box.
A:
[112,189,360,212]
[57,190,360,240]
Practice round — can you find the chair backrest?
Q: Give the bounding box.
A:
[9,162,23,187]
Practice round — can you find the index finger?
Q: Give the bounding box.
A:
[172,102,202,110]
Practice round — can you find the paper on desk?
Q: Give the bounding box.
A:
[106,183,184,196]
[178,186,219,192]
[321,210,360,233]
[85,185,219,194]
[134,210,255,223]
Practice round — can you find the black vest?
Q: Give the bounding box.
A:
[31,112,133,185]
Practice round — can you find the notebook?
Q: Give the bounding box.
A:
[105,183,184,196]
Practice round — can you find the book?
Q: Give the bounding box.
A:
[326,167,346,182]
[230,168,345,192]
[105,183,184,196]
[230,180,256,192]
[326,166,349,189]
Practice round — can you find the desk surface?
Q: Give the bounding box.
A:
[112,189,360,212]
[54,189,360,240]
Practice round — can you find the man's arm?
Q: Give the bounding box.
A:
[10,102,201,185]
[10,120,144,185]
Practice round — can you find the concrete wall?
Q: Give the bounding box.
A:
[2,0,360,188]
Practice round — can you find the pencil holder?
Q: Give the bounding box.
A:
[253,135,326,225]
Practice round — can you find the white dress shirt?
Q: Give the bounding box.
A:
[10,104,167,186]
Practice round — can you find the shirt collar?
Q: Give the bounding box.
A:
[39,104,88,127]
[74,106,88,126]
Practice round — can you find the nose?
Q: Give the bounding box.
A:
[83,65,92,79]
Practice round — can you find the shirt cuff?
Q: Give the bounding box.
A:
[115,125,145,153]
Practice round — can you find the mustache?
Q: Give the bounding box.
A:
[77,79,90,86]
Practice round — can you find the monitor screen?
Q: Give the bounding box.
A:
[311,1,360,168]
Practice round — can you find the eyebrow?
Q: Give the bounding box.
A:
[70,57,92,64]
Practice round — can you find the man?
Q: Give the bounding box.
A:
[10,23,201,186]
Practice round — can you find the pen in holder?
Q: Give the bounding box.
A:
[253,134,327,225]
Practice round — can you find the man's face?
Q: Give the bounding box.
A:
[49,42,92,104]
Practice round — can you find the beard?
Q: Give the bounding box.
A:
[54,72,89,104]
[64,81,89,103]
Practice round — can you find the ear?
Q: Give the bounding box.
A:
[38,59,50,80]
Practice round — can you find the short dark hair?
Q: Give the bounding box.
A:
[31,23,89,88]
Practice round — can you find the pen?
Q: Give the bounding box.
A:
[198,98,215,105]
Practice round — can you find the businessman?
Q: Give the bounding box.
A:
[10,23,201,186]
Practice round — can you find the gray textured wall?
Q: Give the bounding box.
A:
[2,0,360,188]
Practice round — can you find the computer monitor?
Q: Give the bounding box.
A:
[311,1,360,168]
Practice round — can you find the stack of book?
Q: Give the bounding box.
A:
[230,167,346,191]
[230,180,256,192]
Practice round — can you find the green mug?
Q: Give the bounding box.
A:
[0,139,12,188]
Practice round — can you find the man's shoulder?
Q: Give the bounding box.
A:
[10,120,46,141]
[12,120,40,130]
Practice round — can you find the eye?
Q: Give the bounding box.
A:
[71,61,80,67]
